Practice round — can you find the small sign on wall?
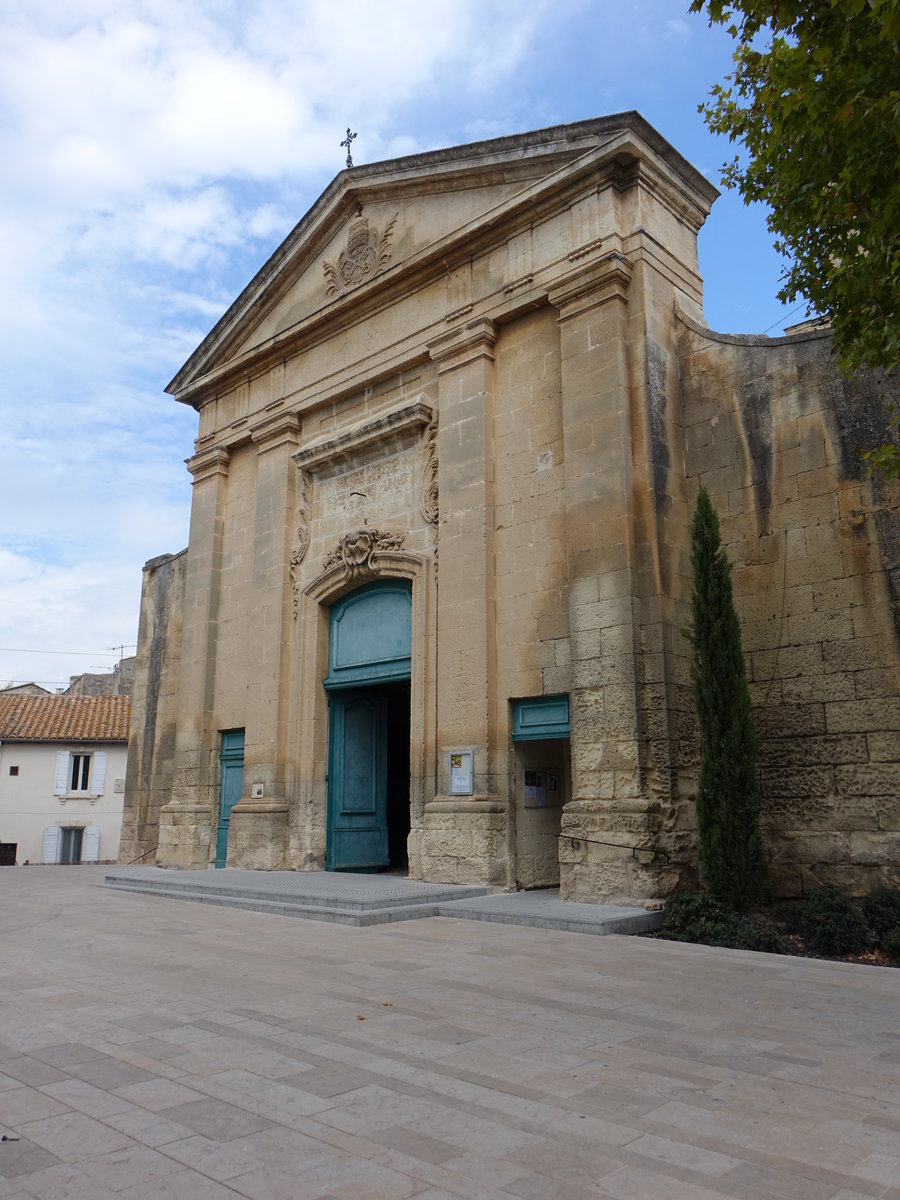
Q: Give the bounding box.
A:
[448,750,474,796]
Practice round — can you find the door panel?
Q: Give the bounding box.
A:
[327,691,388,870]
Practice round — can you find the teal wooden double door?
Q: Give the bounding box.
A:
[326,581,412,872]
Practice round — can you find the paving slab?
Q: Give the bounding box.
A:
[1,867,897,1200]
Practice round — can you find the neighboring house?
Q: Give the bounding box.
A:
[1,683,52,697]
[121,115,900,901]
[66,657,136,698]
[0,695,131,865]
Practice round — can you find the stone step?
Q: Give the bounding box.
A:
[103,872,485,914]
[435,898,664,936]
[103,877,446,926]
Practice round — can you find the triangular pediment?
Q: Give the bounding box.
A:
[228,173,541,358]
[168,114,716,405]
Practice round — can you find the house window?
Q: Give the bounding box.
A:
[8,765,18,776]
[54,750,107,798]
[70,754,91,791]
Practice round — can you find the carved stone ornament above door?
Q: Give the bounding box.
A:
[323,210,398,298]
[323,529,406,580]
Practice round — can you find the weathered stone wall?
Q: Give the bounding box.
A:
[119,552,186,864]
[679,314,900,895]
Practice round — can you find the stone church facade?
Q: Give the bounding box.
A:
[120,115,900,902]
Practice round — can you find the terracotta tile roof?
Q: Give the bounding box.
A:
[0,695,131,743]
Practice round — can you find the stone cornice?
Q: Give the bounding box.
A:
[292,397,433,474]
[185,445,231,483]
[548,252,634,320]
[426,317,498,373]
[250,410,302,454]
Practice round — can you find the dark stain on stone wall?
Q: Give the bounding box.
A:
[832,367,897,481]
[734,352,773,526]
[645,340,670,510]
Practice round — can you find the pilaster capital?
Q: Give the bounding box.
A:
[250,410,302,455]
[185,445,231,483]
[548,252,633,322]
[426,316,498,374]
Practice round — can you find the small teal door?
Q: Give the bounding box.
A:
[325,581,411,871]
[327,691,389,870]
[215,729,244,868]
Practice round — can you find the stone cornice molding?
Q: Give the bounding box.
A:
[185,445,231,483]
[426,317,498,374]
[548,252,634,321]
[292,397,433,475]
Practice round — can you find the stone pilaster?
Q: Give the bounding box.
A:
[156,445,229,869]
[549,254,672,901]
[226,413,301,868]
[423,318,509,886]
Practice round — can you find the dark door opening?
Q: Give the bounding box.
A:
[327,679,410,872]
[384,680,411,871]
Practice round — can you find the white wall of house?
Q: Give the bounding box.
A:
[0,741,128,864]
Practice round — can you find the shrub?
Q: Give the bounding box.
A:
[661,891,786,954]
[861,886,900,947]
[792,886,870,957]
[883,927,900,963]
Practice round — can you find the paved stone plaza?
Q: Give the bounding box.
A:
[1,869,898,1199]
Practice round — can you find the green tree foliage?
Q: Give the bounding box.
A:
[691,1,900,382]
[688,486,768,909]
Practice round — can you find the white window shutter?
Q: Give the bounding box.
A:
[82,826,101,862]
[54,751,69,795]
[91,752,107,796]
[42,826,61,864]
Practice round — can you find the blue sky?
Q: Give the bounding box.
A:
[0,0,800,690]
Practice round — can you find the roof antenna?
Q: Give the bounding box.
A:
[341,127,357,169]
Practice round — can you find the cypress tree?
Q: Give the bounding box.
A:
[688,486,768,909]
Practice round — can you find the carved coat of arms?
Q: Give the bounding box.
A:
[323,210,398,297]
[323,528,405,580]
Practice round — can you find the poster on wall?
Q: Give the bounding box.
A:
[449,750,474,795]
[524,770,548,808]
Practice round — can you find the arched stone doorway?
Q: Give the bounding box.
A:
[325,580,412,871]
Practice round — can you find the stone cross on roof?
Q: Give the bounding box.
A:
[340,127,357,169]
